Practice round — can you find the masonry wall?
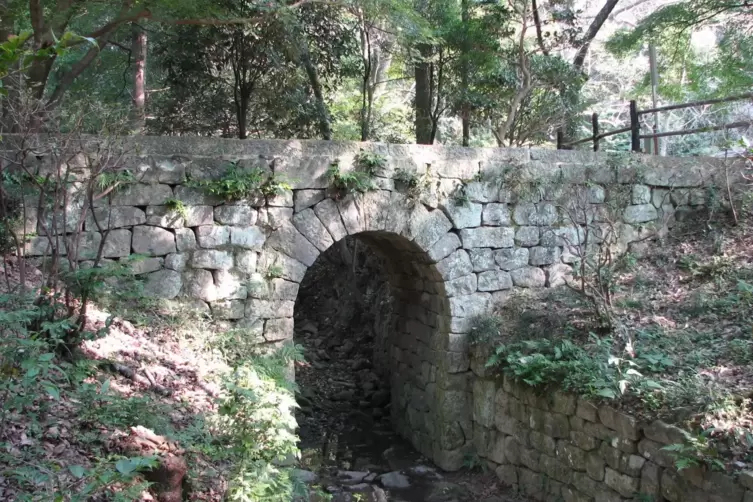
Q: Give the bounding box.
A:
[472,373,753,502]
[9,136,748,472]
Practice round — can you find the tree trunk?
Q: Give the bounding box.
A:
[461,0,470,147]
[299,38,332,140]
[415,44,433,145]
[130,23,147,134]
[573,0,621,69]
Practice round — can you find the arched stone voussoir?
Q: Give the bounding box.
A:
[292,208,334,252]
[264,222,320,267]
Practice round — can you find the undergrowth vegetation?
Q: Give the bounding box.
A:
[188,162,292,201]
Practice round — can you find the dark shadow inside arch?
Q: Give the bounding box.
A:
[293,230,451,472]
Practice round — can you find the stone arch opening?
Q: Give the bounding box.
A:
[293,229,452,469]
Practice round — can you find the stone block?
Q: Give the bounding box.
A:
[173,186,222,206]
[436,249,474,281]
[213,269,247,300]
[443,201,482,229]
[265,318,294,341]
[572,471,600,496]
[184,269,218,302]
[427,232,462,263]
[570,431,600,451]
[143,269,182,299]
[230,226,266,250]
[515,226,540,247]
[529,431,556,455]
[211,300,245,320]
[495,248,529,271]
[510,267,546,288]
[540,226,584,247]
[102,229,132,258]
[111,183,173,206]
[449,292,490,317]
[293,208,334,252]
[445,274,477,297]
[539,453,572,484]
[473,379,496,428]
[561,486,591,502]
[294,189,325,212]
[586,451,605,481]
[195,225,230,248]
[313,198,348,242]
[513,203,559,226]
[488,432,508,464]
[246,299,294,319]
[639,461,662,500]
[632,184,651,204]
[132,226,176,256]
[214,204,257,226]
[414,209,454,250]
[175,228,197,252]
[496,464,517,486]
[520,447,541,471]
[518,467,545,499]
[740,472,753,491]
[130,257,163,275]
[598,406,640,441]
[192,250,233,270]
[481,203,511,226]
[266,224,320,266]
[604,467,639,497]
[460,227,514,248]
[87,206,146,230]
[266,191,294,207]
[623,204,658,224]
[468,248,496,272]
[164,253,188,272]
[477,270,513,292]
[557,441,587,471]
[529,246,561,266]
[643,420,692,446]
[576,398,598,422]
[257,249,308,283]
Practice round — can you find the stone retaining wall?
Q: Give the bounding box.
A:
[8,136,748,471]
[472,374,753,501]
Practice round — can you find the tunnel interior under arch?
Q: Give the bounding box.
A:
[293,230,453,464]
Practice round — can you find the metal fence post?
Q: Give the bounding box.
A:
[591,113,599,152]
[629,100,641,152]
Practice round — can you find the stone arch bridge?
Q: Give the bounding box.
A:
[19,137,735,471]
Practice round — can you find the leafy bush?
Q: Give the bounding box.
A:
[327,161,376,197]
[190,162,292,201]
[394,167,432,204]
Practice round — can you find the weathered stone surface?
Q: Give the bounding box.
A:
[414,209,454,250]
[494,248,529,271]
[427,232,462,263]
[449,292,490,317]
[266,190,294,207]
[632,184,651,204]
[540,453,572,484]
[623,204,658,224]
[143,269,182,299]
[460,227,514,248]
[173,186,222,206]
[293,208,334,251]
[643,420,691,446]
[192,250,233,270]
[87,207,146,230]
[604,467,639,497]
[246,299,294,319]
[294,189,325,212]
[547,263,573,287]
[195,225,230,248]
[184,269,217,302]
[482,203,511,226]
[577,399,598,422]
[111,184,172,206]
[513,203,559,226]
[264,318,294,341]
[230,226,266,250]
[586,451,605,481]
[213,269,247,300]
[477,270,513,292]
[235,250,258,274]
[132,226,176,256]
[266,224,320,266]
[557,441,587,471]
[164,253,188,271]
[214,205,257,226]
[496,464,517,486]
[529,431,556,455]
[211,300,245,320]
[257,249,307,283]
[443,202,482,229]
[473,379,496,427]
[103,229,132,258]
[529,246,561,266]
[510,267,546,288]
[312,198,348,242]
[445,274,478,297]
[598,406,640,441]
[515,226,540,246]
[469,248,497,272]
[131,257,163,275]
[175,228,197,252]
[436,249,474,281]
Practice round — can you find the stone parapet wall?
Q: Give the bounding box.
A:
[472,374,753,502]
[7,136,748,471]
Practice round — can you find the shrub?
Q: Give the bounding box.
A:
[190,162,292,201]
